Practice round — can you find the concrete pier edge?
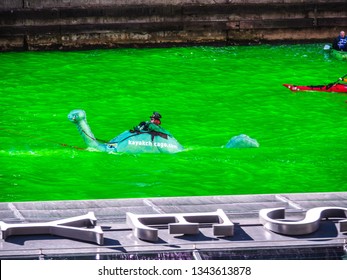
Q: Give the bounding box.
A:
[1,0,346,51]
[0,191,346,259]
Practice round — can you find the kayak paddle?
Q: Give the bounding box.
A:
[326,74,347,89]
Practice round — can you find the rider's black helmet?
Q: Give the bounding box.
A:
[150,112,162,120]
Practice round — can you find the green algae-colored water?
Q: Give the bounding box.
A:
[1,44,346,202]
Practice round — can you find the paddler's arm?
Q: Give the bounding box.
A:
[131,121,148,132]
[147,123,172,137]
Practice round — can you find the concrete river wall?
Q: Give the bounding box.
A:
[0,0,346,51]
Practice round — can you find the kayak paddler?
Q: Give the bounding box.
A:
[131,112,172,137]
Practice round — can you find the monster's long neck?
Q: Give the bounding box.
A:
[75,119,105,151]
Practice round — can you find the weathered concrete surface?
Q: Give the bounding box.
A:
[0,0,346,51]
[0,192,346,259]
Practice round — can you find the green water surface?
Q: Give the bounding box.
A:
[0,44,346,202]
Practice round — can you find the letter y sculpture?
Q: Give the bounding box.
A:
[0,212,104,245]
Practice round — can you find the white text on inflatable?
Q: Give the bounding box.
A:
[128,140,178,149]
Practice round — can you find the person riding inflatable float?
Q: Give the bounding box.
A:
[132,111,172,136]
[68,109,184,154]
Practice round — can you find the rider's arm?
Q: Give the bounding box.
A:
[147,123,172,136]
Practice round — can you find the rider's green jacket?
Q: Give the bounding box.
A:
[134,121,172,137]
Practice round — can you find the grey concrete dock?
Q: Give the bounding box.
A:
[0,192,346,260]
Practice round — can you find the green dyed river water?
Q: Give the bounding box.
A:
[0,44,346,202]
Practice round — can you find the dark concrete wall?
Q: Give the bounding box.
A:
[0,0,346,51]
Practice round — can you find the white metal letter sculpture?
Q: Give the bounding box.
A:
[0,212,104,245]
[126,209,234,242]
[259,207,347,235]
